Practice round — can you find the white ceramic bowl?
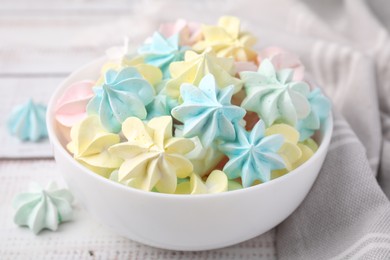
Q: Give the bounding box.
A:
[46,58,333,251]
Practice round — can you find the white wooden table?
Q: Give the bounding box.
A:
[0,1,276,259]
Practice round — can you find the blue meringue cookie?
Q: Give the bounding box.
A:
[240,59,311,127]
[171,74,246,147]
[7,99,48,142]
[138,32,188,78]
[146,81,179,120]
[219,120,286,187]
[13,182,73,235]
[87,67,155,133]
[297,88,331,141]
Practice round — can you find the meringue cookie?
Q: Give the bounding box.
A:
[87,67,155,133]
[67,116,123,177]
[158,19,202,46]
[297,88,331,141]
[193,16,257,62]
[265,124,302,171]
[182,135,225,177]
[258,47,305,81]
[240,59,311,127]
[7,99,48,142]
[138,32,188,78]
[13,182,73,235]
[175,170,228,195]
[108,116,195,194]
[219,120,285,187]
[55,81,94,127]
[171,74,246,147]
[166,50,242,99]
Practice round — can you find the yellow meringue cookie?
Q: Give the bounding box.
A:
[166,50,242,99]
[67,116,123,177]
[193,16,257,62]
[175,170,228,195]
[266,124,302,171]
[109,116,195,194]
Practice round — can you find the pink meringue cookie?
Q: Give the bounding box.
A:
[258,47,304,81]
[158,19,202,46]
[55,80,95,127]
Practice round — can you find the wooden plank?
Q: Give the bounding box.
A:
[0,15,158,74]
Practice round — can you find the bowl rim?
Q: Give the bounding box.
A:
[46,57,334,200]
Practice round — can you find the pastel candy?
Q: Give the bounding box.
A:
[219,120,285,187]
[240,59,311,127]
[258,47,305,81]
[175,170,228,195]
[138,32,188,78]
[158,19,202,46]
[109,116,195,194]
[67,116,123,177]
[171,74,246,147]
[55,80,94,127]
[166,50,242,99]
[193,16,257,62]
[265,124,302,171]
[297,88,331,141]
[87,67,155,133]
[7,99,48,142]
[13,182,73,235]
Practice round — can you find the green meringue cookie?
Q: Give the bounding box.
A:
[13,182,74,235]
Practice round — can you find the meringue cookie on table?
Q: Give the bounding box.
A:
[87,67,155,133]
[13,182,73,235]
[7,99,47,142]
[108,116,195,194]
[55,80,94,127]
[166,50,242,99]
[193,16,257,62]
[240,59,311,127]
[171,74,246,147]
[219,120,286,188]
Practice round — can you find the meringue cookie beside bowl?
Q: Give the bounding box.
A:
[13,182,73,234]
[7,99,48,142]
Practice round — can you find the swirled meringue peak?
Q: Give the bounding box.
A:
[297,88,331,141]
[108,116,195,194]
[240,59,311,127]
[193,16,257,62]
[258,47,305,81]
[67,116,122,177]
[7,99,47,142]
[171,74,246,147]
[219,120,285,187]
[13,182,73,235]
[138,32,188,78]
[175,170,228,195]
[55,80,94,127]
[158,19,202,46]
[87,67,155,133]
[166,50,242,99]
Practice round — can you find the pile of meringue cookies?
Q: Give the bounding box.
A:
[54,16,331,195]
